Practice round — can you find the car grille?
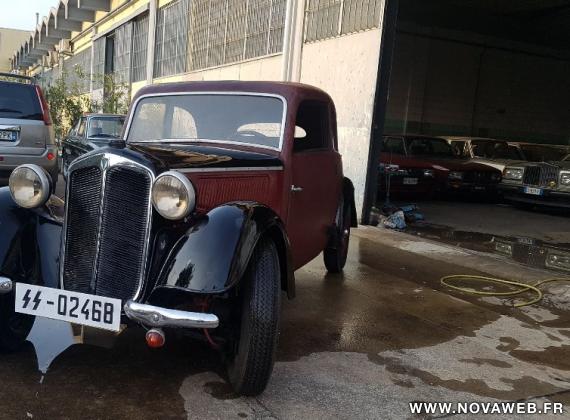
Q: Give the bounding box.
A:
[462,171,494,184]
[62,158,153,301]
[523,165,559,187]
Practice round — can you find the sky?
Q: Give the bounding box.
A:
[0,0,59,31]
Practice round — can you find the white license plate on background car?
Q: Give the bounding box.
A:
[403,177,418,185]
[15,284,121,332]
[0,130,17,141]
[524,187,543,196]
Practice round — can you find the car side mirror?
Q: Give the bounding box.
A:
[109,139,126,148]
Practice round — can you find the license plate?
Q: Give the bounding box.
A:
[0,130,17,141]
[524,187,543,196]
[403,177,418,185]
[15,284,121,332]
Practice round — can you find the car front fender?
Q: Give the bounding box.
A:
[0,187,63,290]
[150,202,295,301]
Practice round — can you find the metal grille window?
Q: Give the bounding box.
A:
[63,48,92,94]
[93,37,105,89]
[154,0,190,78]
[189,0,286,72]
[114,22,134,84]
[132,13,149,82]
[305,0,383,43]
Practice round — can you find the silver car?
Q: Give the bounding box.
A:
[0,73,57,188]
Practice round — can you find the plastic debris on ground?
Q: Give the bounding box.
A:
[370,203,425,229]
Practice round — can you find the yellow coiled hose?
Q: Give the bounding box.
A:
[440,275,570,307]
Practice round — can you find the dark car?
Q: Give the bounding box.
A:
[61,113,125,175]
[0,81,357,397]
[0,73,57,188]
[500,154,570,208]
[379,135,502,199]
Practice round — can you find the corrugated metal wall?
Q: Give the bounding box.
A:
[132,13,149,82]
[92,37,106,89]
[114,22,134,84]
[154,0,190,78]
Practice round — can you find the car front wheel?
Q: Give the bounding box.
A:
[226,236,281,396]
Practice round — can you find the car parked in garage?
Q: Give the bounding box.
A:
[0,81,357,397]
[500,154,570,208]
[0,73,57,188]
[445,136,526,171]
[379,135,502,198]
[61,113,125,176]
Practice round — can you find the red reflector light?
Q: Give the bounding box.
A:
[47,152,55,161]
[145,329,165,348]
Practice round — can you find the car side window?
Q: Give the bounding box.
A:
[383,137,405,154]
[294,100,330,152]
[450,140,467,158]
[77,118,87,138]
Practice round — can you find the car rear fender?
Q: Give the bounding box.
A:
[0,187,62,290]
[150,203,295,301]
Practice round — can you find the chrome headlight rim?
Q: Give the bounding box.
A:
[8,164,52,209]
[503,167,524,181]
[560,171,570,186]
[151,171,196,220]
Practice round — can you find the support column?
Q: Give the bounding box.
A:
[146,0,158,84]
[290,0,305,82]
[281,0,296,81]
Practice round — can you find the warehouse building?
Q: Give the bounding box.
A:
[11,0,570,222]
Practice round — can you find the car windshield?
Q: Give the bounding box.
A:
[126,94,285,149]
[471,140,523,160]
[519,144,567,162]
[88,117,125,138]
[405,137,455,158]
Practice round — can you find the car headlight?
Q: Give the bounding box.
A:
[448,171,463,180]
[423,169,434,177]
[503,167,523,180]
[8,164,52,209]
[151,171,196,220]
[561,172,570,186]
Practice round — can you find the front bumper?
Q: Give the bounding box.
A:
[0,146,58,181]
[0,278,219,329]
[499,184,570,208]
[123,301,219,329]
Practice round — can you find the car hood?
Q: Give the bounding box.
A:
[127,142,283,172]
[470,158,527,171]
[410,156,498,172]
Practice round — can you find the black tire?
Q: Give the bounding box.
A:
[0,294,34,353]
[226,237,281,396]
[324,197,351,273]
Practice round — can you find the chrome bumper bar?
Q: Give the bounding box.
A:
[0,277,12,294]
[123,301,219,329]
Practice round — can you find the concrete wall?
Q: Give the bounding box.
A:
[300,29,383,214]
[0,28,30,72]
[386,32,570,145]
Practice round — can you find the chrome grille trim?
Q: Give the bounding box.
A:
[60,153,155,302]
[523,164,559,187]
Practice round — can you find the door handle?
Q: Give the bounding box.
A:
[291,185,303,193]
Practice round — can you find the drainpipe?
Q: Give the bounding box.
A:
[290,0,305,82]
[281,0,295,81]
[146,0,158,84]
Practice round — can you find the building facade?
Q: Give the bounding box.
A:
[0,28,30,72]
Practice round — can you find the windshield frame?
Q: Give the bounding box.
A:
[87,116,125,139]
[405,136,455,158]
[124,91,288,152]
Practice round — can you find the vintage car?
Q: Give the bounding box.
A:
[444,136,526,172]
[379,135,502,199]
[0,81,357,396]
[61,113,125,176]
[500,153,570,208]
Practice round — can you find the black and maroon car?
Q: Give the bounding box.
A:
[0,81,357,397]
[379,135,502,198]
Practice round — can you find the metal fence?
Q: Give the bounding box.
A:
[132,13,149,82]
[188,0,287,71]
[304,0,383,43]
[154,0,190,78]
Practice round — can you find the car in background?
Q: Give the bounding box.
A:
[500,154,570,208]
[379,135,502,198]
[517,142,569,163]
[0,73,57,188]
[445,136,526,172]
[61,113,125,175]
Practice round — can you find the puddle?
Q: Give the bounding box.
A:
[405,223,570,275]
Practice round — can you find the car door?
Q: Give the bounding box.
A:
[286,100,341,269]
[64,117,86,164]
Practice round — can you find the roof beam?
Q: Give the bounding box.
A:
[77,0,111,12]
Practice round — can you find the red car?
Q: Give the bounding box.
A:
[379,135,502,199]
[0,81,357,397]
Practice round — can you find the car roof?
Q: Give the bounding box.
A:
[132,80,333,104]
[443,136,508,143]
[383,134,447,141]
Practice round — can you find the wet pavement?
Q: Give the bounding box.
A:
[2,228,570,419]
